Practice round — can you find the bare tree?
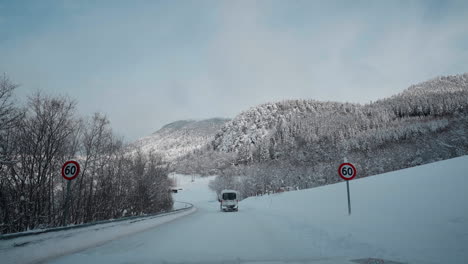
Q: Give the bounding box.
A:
[0,75,174,234]
[0,74,23,164]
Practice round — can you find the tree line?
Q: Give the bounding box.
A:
[0,74,173,234]
[189,74,468,198]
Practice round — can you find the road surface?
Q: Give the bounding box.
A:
[49,176,363,264]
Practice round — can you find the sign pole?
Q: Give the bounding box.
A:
[346,180,351,215]
[63,180,72,225]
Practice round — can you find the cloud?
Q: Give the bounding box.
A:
[0,1,467,140]
[196,1,468,106]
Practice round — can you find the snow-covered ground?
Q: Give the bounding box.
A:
[2,156,468,264]
[0,206,196,264]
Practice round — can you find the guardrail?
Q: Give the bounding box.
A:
[0,201,194,240]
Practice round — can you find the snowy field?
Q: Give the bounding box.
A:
[2,156,467,264]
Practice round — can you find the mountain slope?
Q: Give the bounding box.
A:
[204,73,468,196]
[133,73,468,195]
[130,118,229,162]
[238,155,468,264]
[213,73,468,155]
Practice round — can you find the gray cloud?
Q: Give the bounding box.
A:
[1,1,467,140]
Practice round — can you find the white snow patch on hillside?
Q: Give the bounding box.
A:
[240,155,468,263]
[129,119,228,161]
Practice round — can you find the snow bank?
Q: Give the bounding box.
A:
[241,155,468,264]
[0,207,196,264]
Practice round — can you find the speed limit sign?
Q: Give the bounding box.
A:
[62,160,80,181]
[338,163,356,181]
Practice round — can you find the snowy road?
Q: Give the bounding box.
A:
[3,156,467,264]
[49,177,360,264]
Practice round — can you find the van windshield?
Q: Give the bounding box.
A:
[222,193,236,200]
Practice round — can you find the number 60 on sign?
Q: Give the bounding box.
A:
[338,163,356,181]
[62,160,80,181]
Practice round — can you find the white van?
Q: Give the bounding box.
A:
[218,190,239,212]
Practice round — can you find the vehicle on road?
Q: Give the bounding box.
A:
[170,187,183,193]
[218,190,239,212]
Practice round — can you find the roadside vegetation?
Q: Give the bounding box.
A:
[0,74,173,234]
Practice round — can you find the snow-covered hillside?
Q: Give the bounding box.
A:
[200,73,468,195]
[240,155,468,264]
[131,74,467,188]
[399,73,468,96]
[213,73,468,155]
[129,118,229,161]
[19,155,466,264]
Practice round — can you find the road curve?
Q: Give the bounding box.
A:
[49,177,366,264]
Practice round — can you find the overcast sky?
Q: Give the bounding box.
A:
[1,0,467,140]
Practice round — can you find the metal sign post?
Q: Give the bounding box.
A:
[346,181,351,215]
[338,162,357,216]
[63,180,72,225]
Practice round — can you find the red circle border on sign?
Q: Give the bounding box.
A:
[62,160,80,181]
[338,163,357,181]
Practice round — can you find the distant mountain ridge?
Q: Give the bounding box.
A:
[213,73,468,156]
[402,74,468,95]
[130,118,230,162]
[135,73,468,199]
[177,73,468,198]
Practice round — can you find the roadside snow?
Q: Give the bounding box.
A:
[240,155,468,263]
[3,157,467,264]
[0,207,195,264]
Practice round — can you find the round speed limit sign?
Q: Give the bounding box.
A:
[62,160,80,181]
[338,163,356,181]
